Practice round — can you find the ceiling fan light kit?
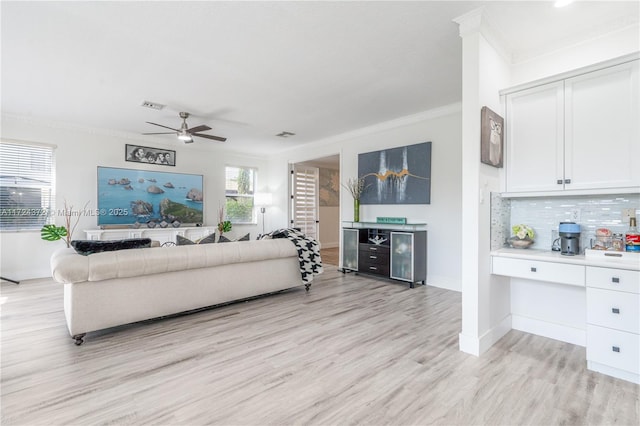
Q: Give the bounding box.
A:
[143,111,227,143]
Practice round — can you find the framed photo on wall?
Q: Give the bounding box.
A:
[125,144,175,166]
[480,106,503,168]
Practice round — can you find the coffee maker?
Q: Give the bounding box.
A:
[559,222,581,256]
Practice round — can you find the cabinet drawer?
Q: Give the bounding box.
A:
[587,325,640,375]
[359,244,390,255]
[358,257,389,276]
[586,267,640,294]
[492,257,585,286]
[587,287,640,334]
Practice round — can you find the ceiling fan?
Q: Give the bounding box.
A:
[143,112,227,143]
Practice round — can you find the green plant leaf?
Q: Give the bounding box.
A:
[41,224,68,242]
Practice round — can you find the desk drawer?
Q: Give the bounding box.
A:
[587,325,640,375]
[587,287,640,334]
[492,257,585,287]
[586,267,640,294]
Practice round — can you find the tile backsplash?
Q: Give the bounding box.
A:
[493,193,639,252]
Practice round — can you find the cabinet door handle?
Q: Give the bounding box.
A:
[369,266,377,271]
[612,346,620,353]
[612,277,620,283]
[370,247,377,251]
[557,179,563,185]
[369,255,377,259]
[612,308,620,314]
[564,178,571,184]
[530,267,537,272]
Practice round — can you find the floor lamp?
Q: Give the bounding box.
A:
[254,193,273,236]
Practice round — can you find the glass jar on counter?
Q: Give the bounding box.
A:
[612,233,625,251]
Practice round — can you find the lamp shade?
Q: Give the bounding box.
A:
[254,192,272,207]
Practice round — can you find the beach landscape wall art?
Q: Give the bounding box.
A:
[97,166,203,226]
[358,142,432,205]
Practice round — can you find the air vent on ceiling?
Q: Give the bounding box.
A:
[141,101,165,110]
[276,131,296,137]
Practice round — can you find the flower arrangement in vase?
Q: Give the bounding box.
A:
[40,200,90,248]
[342,177,369,222]
[508,224,535,249]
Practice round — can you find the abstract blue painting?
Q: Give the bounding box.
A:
[358,142,431,205]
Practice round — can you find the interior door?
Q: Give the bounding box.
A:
[290,164,319,239]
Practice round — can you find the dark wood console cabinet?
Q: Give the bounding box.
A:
[341,223,427,288]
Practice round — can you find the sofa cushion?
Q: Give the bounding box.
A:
[71,238,152,256]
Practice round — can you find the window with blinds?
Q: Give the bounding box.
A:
[0,142,55,231]
[224,165,256,223]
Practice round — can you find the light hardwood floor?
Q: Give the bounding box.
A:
[320,247,339,266]
[1,269,638,425]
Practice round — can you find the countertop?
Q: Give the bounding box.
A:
[491,248,640,271]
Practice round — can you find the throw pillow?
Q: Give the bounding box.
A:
[176,233,216,245]
[218,233,250,243]
[71,238,152,256]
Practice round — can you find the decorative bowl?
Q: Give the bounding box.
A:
[507,237,534,249]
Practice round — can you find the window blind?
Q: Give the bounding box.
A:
[0,142,55,231]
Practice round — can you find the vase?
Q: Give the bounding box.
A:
[354,199,360,222]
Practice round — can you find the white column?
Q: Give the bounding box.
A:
[454,8,513,356]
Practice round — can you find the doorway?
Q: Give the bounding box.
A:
[290,154,340,265]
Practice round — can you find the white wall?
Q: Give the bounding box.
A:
[268,106,463,291]
[0,115,268,280]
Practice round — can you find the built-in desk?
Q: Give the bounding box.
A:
[491,248,640,384]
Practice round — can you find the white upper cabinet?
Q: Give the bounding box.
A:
[505,81,564,193]
[504,57,639,195]
[565,61,639,191]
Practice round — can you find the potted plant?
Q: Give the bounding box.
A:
[217,205,232,236]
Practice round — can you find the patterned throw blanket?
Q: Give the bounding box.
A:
[260,228,323,286]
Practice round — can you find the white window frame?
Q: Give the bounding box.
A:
[0,140,56,232]
[224,165,257,224]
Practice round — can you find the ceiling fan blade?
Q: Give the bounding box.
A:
[192,133,227,142]
[187,125,212,133]
[146,122,179,132]
[142,132,176,135]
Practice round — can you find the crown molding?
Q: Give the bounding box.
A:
[1,113,148,142]
[452,7,513,65]
[280,102,462,154]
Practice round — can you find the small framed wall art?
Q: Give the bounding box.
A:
[125,144,176,166]
[480,106,503,168]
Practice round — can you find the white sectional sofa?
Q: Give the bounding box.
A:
[50,239,304,345]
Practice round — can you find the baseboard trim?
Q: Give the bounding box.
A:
[459,314,512,356]
[320,242,339,249]
[512,314,586,347]
[426,275,461,292]
[587,360,640,385]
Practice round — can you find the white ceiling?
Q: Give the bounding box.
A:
[2,1,638,155]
